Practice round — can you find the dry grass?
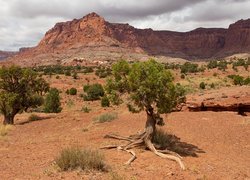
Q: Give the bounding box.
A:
[94,112,118,123]
[0,125,13,137]
[55,147,108,172]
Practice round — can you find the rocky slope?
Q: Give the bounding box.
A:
[0,51,17,61]
[3,12,250,66]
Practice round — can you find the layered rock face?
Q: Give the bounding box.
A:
[4,13,250,66]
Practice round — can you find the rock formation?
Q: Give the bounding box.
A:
[0,51,17,61]
[3,12,250,66]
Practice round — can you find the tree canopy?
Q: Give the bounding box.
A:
[0,66,48,124]
[105,59,186,115]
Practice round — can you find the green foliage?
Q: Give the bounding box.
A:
[55,147,107,171]
[101,96,110,107]
[83,84,104,101]
[0,66,46,124]
[244,77,250,85]
[180,62,199,74]
[44,88,62,113]
[67,88,77,95]
[64,70,71,76]
[105,59,186,114]
[207,60,218,69]
[94,112,118,123]
[95,67,112,78]
[210,83,215,89]
[228,75,244,86]
[83,67,94,74]
[217,60,227,71]
[199,82,206,89]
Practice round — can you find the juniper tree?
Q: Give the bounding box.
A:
[0,66,47,125]
[103,59,186,169]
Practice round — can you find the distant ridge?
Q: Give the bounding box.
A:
[3,12,250,66]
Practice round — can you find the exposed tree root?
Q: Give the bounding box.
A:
[102,132,185,170]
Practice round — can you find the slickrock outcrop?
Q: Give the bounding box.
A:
[3,12,250,66]
[185,86,250,115]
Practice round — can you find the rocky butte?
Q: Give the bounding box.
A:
[3,12,250,66]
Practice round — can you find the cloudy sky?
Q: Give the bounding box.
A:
[1,0,250,51]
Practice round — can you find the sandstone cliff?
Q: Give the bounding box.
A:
[4,12,250,66]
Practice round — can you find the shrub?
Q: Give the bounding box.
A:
[228,75,244,86]
[44,88,62,113]
[199,82,206,89]
[244,77,250,85]
[65,70,71,76]
[101,96,110,107]
[94,112,118,123]
[72,72,78,79]
[0,125,13,136]
[152,129,170,149]
[56,75,60,79]
[68,88,77,95]
[28,114,41,121]
[180,62,198,74]
[84,84,104,101]
[81,106,91,113]
[83,67,94,74]
[180,74,185,79]
[207,60,218,69]
[55,147,107,171]
[210,83,215,89]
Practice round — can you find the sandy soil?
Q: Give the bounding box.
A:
[0,71,250,180]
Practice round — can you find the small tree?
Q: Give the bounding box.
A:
[103,60,186,169]
[44,88,62,113]
[0,66,46,125]
[199,82,206,89]
[83,83,104,101]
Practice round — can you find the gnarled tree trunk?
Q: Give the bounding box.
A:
[3,114,14,125]
[102,108,185,170]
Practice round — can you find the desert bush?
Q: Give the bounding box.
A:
[199,82,206,89]
[244,77,250,85]
[180,74,185,79]
[81,106,91,113]
[56,75,60,79]
[64,70,71,76]
[152,129,171,149]
[83,67,94,74]
[0,125,13,136]
[210,83,215,89]
[66,99,75,108]
[83,83,104,101]
[180,62,199,74]
[217,60,227,71]
[68,88,77,95]
[28,114,41,121]
[55,147,107,171]
[72,71,78,79]
[207,60,218,69]
[95,67,112,78]
[228,75,244,86]
[44,88,62,113]
[101,96,110,107]
[94,112,118,123]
